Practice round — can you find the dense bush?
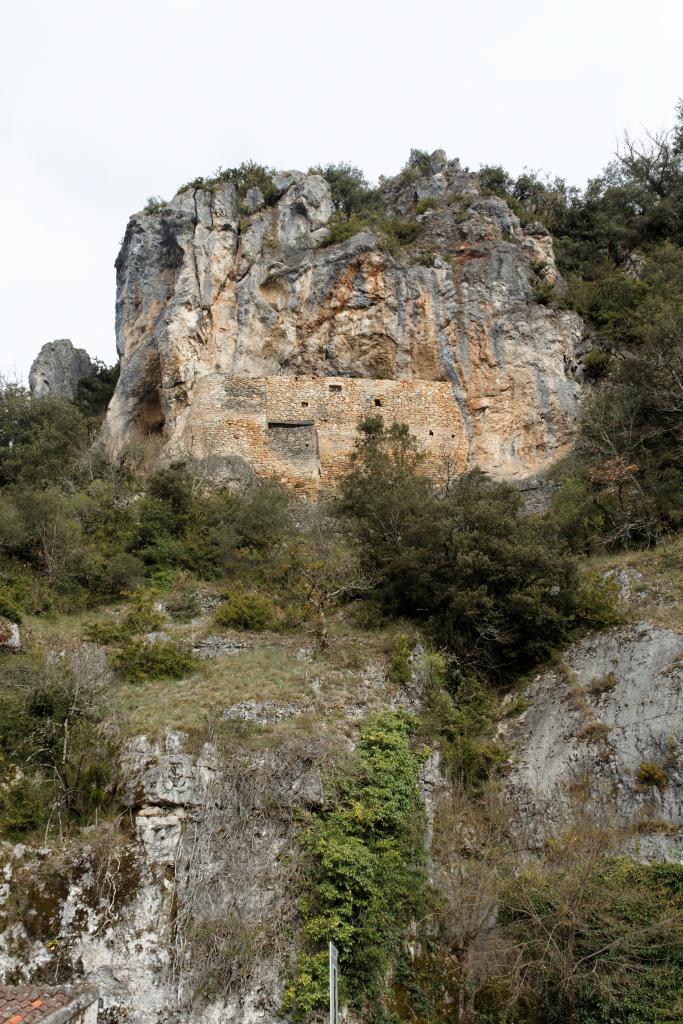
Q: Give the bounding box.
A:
[309,163,379,216]
[73,360,120,418]
[337,417,580,678]
[177,161,279,205]
[321,209,420,252]
[481,103,683,549]
[86,590,165,645]
[132,464,290,576]
[0,382,88,487]
[214,590,280,631]
[0,401,292,614]
[111,637,197,684]
[0,649,119,837]
[498,851,683,1024]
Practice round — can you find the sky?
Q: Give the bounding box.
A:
[1,0,681,381]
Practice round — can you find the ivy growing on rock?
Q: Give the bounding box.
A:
[284,711,427,1017]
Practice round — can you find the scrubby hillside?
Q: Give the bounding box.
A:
[2,105,683,1024]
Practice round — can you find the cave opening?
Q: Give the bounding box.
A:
[137,387,165,435]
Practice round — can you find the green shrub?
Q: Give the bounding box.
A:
[346,599,388,630]
[583,347,614,380]
[111,637,197,684]
[0,588,22,623]
[0,765,56,838]
[414,251,437,267]
[214,590,279,631]
[422,670,506,787]
[87,591,164,645]
[0,651,120,836]
[0,382,88,487]
[132,465,290,577]
[177,161,278,204]
[547,463,607,553]
[499,853,683,1024]
[387,633,413,686]
[309,163,378,216]
[338,419,580,679]
[638,761,668,790]
[532,278,558,305]
[321,210,419,251]
[144,196,166,214]
[397,149,431,183]
[571,572,622,631]
[73,360,120,418]
[164,586,201,621]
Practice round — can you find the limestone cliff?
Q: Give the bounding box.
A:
[103,152,583,494]
[502,622,683,859]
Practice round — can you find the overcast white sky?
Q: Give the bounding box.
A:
[1,0,681,380]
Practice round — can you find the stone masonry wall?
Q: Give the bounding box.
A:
[178,374,468,495]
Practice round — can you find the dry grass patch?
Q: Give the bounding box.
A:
[108,626,395,741]
[589,535,683,633]
[24,607,115,647]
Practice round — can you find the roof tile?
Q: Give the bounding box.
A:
[0,986,95,1024]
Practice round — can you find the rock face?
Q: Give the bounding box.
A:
[0,732,325,1024]
[29,340,95,400]
[102,152,583,495]
[503,623,683,859]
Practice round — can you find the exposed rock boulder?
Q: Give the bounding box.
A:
[102,150,583,495]
[29,340,95,400]
[0,619,21,653]
[121,733,217,809]
[503,623,683,859]
[222,699,307,724]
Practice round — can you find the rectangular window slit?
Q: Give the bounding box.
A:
[267,421,314,429]
[329,384,342,392]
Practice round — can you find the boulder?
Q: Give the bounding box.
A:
[0,619,21,653]
[29,340,94,400]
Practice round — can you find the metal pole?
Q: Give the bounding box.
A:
[329,942,338,1024]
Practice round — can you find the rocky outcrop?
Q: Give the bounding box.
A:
[503,623,683,859]
[0,619,21,653]
[0,732,326,1024]
[29,341,95,400]
[102,151,583,494]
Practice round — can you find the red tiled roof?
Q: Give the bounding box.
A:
[0,986,95,1024]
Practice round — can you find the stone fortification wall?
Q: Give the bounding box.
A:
[183,374,468,495]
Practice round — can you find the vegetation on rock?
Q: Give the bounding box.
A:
[284,711,426,1017]
[481,101,683,549]
[1,103,683,1024]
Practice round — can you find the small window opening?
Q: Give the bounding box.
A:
[301,401,309,407]
[329,383,342,393]
[374,398,382,407]
[429,429,434,436]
